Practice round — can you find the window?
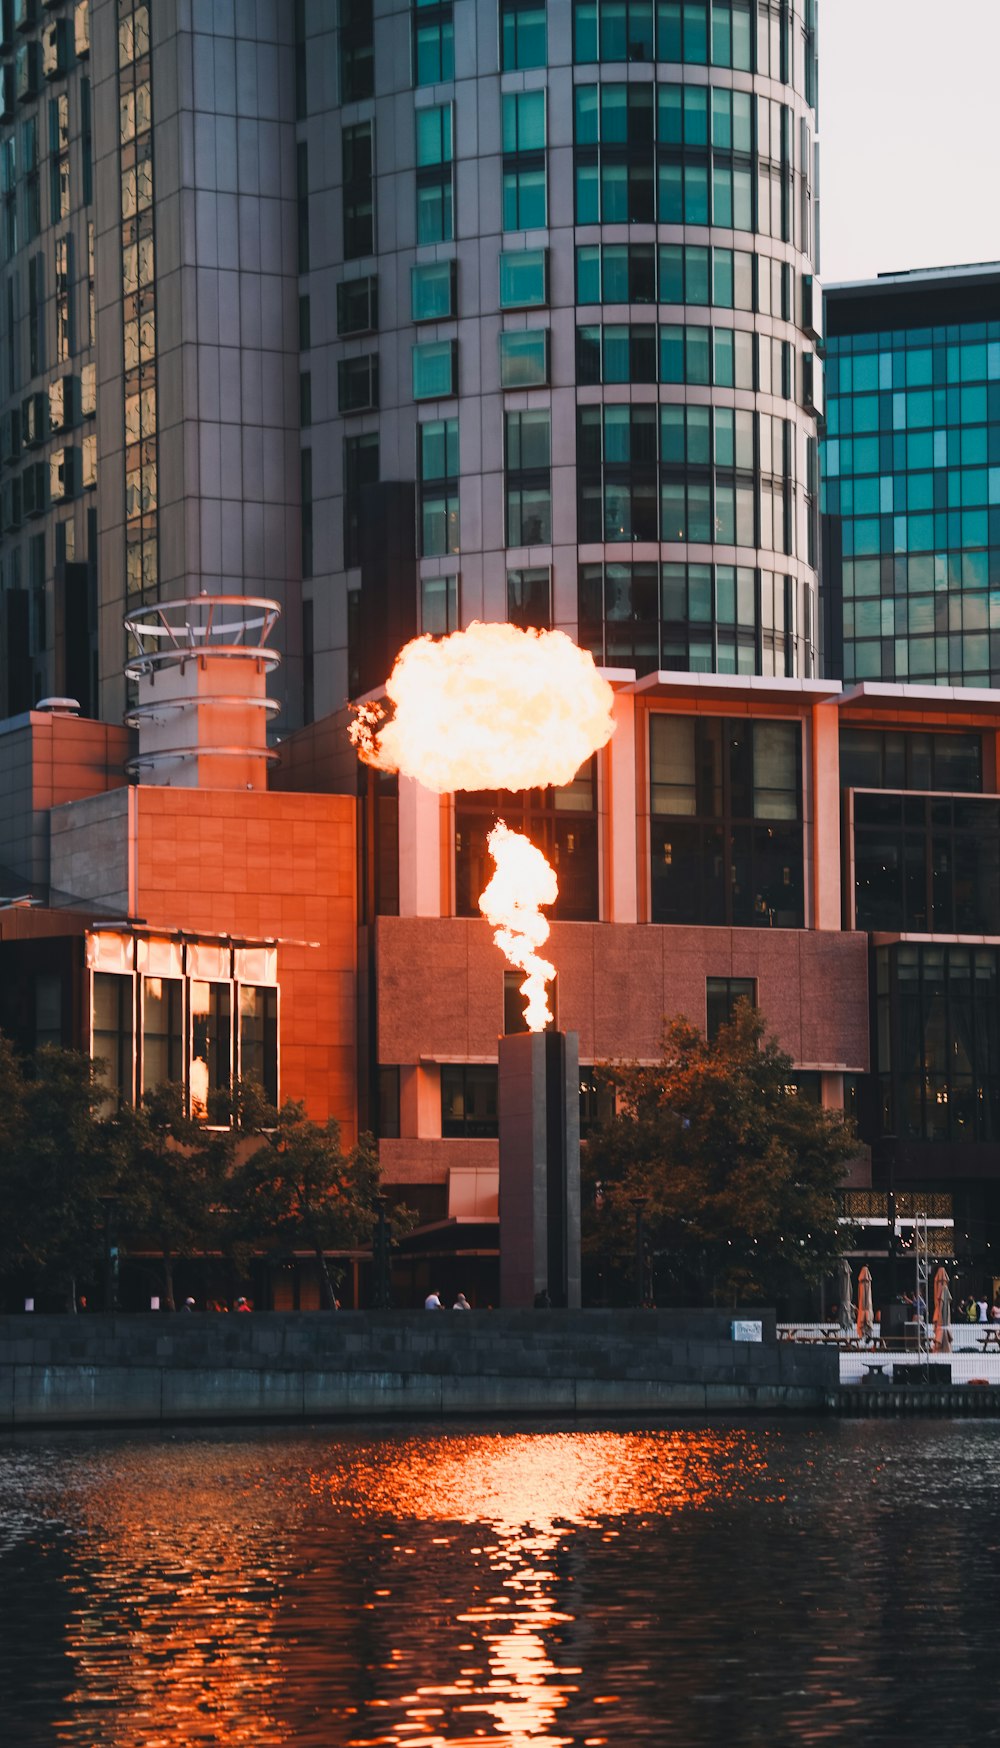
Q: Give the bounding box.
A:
[296,140,310,272]
[48,92,69,221]
[342,121,374,258]
[574,77,754,227]
[337,275,378,336]
[142,976,183,1092]
[419,417,459,556]
[456,762,599,920]
[416,104,453,243]
[574,0,751,66]
[338,353,379,412]
[344,431,378,568]
[853,793,1000,936]
[507,566,551,628]
[190,981,231,1120]
[506,409,551,545]
[500,329,549,388]
[502,91,546,231]
[421,572,459,636]
[412,338,456,400]
[414,5,453,84]
[706,977,756,1043]
[649,715,804,927]
[239,986,278,1106]
[839,728,982,794]
[93,972,134,1105]
[578,561,660,672]
[340,0,374,100]
[499,247,548,309]
[501,0,546,68]
[300,448,312,578]
[411,259,456,322]
[441,1065,499,1138]
[874,943,1000,1145]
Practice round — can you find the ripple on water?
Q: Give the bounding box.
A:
[1,1419,1000,1746]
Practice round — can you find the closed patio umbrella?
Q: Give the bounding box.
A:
[933,1266,952,1353]
[837,1256,854,1332]
[856,1264,874,1341]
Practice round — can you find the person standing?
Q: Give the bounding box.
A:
[424,1289,443,1310]
[453,1293,471,1311]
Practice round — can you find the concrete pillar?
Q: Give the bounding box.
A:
[606,689,638,922]
[397,776,441,916]
[498,1030,581,1309]
[811,699,842,930]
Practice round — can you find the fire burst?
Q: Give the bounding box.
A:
[478,822,559,1031]
[349,622,616,1029]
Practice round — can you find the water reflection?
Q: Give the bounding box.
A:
[2,1422,1000,1746]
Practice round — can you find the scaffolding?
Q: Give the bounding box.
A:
[914,1210,931,1359]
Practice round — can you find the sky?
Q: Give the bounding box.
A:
[819,0,1000,284]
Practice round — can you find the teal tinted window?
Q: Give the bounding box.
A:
[412,339,456,400]
[500,329,549,388]
[503,90,546,152]
[500,247,547,308]
[416,104,452,165]
[411,260,455,322]
[502,0,547,69]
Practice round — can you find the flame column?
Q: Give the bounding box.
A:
[498,1031,582,1309]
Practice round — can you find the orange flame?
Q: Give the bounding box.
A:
[348,621,615,792]
[479,822,558,1031]
[349,622,617,1032]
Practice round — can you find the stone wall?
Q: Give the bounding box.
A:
[0,1311,837,1427]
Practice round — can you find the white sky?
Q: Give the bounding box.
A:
[819,0,1000,284]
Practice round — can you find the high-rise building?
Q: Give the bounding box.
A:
[0,0,822,740]
[320,0,823,709]
[821,263,1000,686]
[0,0,304,727]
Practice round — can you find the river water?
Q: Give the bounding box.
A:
[1,1418,999,1746]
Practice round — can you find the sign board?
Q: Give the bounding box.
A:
[731,1318,763,1343]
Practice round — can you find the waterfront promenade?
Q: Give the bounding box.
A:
[0,1310,833,1428]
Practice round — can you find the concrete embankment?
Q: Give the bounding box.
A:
[0,1310,836,1428]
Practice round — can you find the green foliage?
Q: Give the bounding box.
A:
[112,1082,239,1310]
[584,1003,856,1307]
[0,1044,118,1309]
[232,1103,397,1309]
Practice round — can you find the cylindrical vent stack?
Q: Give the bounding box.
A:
[123,595,281,789]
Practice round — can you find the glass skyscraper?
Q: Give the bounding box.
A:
[822,263,1000,686]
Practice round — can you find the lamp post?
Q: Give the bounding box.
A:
[371,1195,392,1309]
[98,1194,119,1315]
[630,1194,649,1308]
[883,1133,898,1306]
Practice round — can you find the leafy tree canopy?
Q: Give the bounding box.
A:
[583,1002,856,1307]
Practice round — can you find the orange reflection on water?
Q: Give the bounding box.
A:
[309,1427,766,1531]
[310,1428,769,1748]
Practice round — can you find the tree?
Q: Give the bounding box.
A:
[112,1083,237,1311]
[0,1044,118,1311]
[232,1103,388,1309]
[583,1002,856,1308]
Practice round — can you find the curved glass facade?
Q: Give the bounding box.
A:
[322,0,822,703]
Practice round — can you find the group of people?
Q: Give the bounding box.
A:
[424,1290,472,1311]
[956,1297,1000,1323]
[182,1296,252,1313]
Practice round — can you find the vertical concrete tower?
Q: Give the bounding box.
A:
[498,1028,582,1309]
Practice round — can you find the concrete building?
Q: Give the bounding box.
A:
[822,263,1000,687]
